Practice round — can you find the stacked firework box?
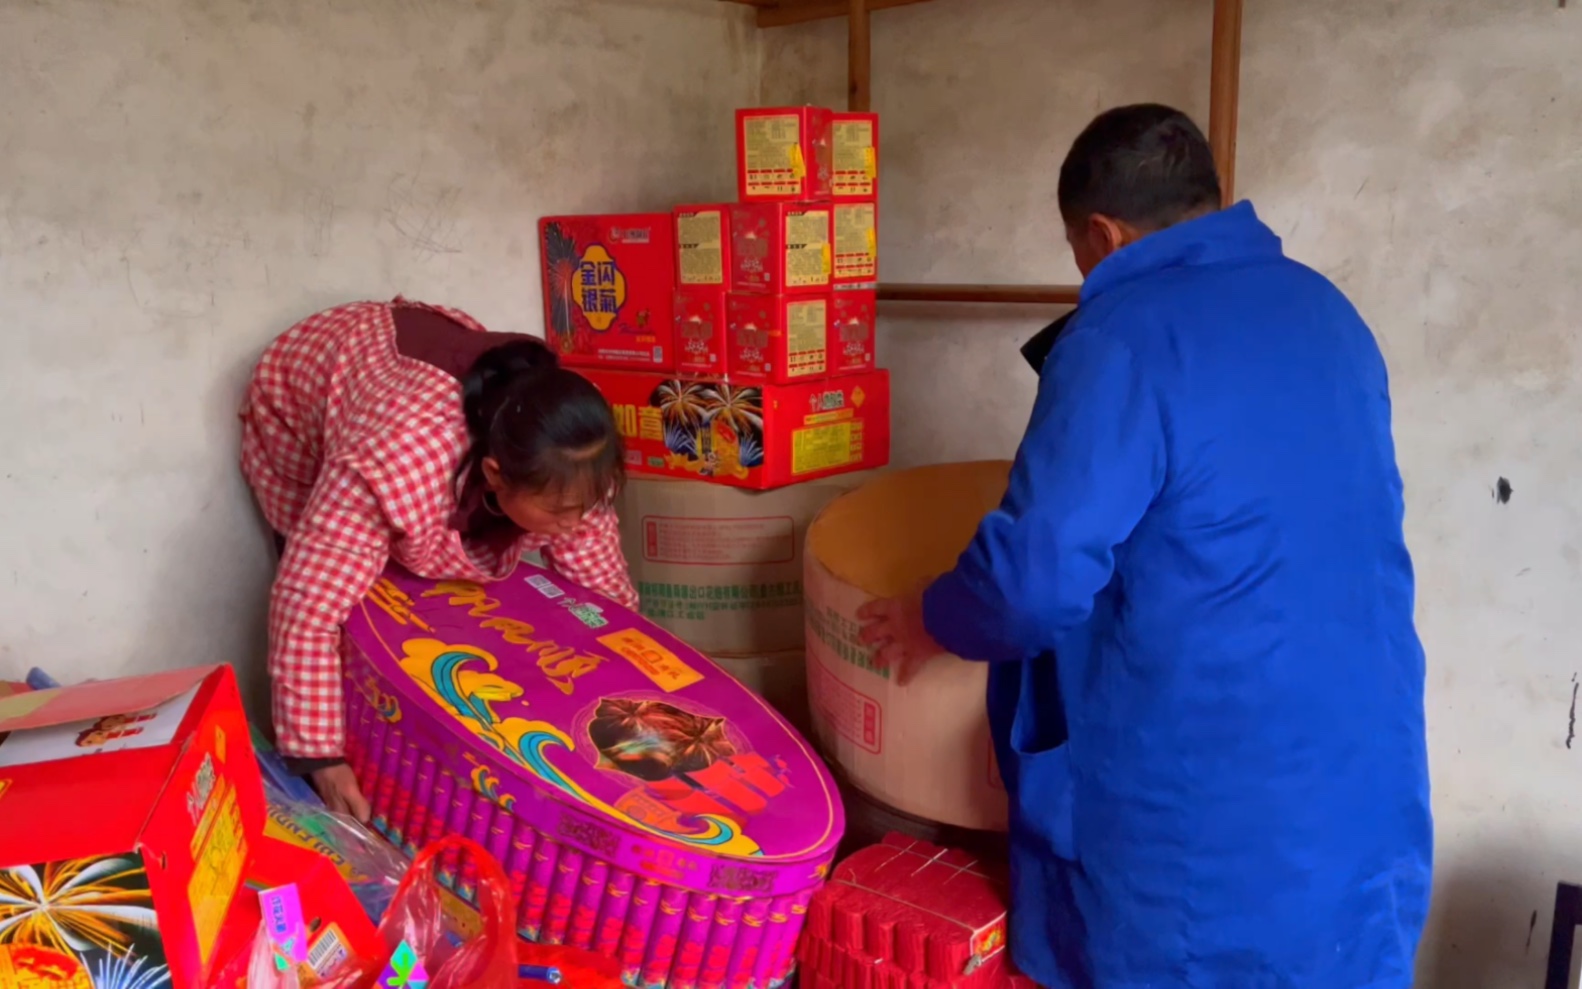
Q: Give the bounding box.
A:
[539,107,887,491]
[798,834,1039,989]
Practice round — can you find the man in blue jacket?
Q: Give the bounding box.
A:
[860,104,1432,988]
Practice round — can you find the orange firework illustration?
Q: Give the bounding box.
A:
[0,944,93,989]
[0,856,158,956]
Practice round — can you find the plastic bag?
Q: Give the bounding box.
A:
[328,835,518,989]
[236,835,517,989]
[262,779,410,922]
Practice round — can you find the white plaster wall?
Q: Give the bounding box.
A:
[763,1,1582,985]
[0,0,757,702]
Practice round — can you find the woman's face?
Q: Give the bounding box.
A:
[481,457,589,537]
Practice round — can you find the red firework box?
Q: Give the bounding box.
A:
[730,201,833,296]
[674,204,732,291]
[832,201,878,288]
[674,289,729,378]
[831,112,880,201]
[726,292,832,385]
[0,665,267,989]
[830,289,878,376]
[736,106,833,201]
[539,213,677,371]
[586,367,890,490]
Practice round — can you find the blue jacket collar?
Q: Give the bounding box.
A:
[1078,200,1284,304]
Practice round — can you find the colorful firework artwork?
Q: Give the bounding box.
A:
[0,853,168,989]
[648,379,766,480]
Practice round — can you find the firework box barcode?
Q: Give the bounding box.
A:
[539,214,677,372]
[585,368,890,490]
[0,664,267,989]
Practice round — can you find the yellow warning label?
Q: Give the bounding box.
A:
[786,298,829,378]
[598,629,704,692]
[834,203,877,281]
[188,779,246,965]
[677,210,726,286]
[832,119,877,197]
[784,209,831,288]
[744,114,803,197]
[792,421,860,476]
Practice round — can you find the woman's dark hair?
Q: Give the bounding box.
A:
[455,339,625,520]
[1058,103,1222,231]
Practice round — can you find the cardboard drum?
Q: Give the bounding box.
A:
[342,566,843,989]
[804,462,1012,832]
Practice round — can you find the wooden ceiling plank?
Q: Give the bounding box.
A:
[756,0,932,29]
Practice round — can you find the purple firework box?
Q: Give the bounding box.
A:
[342,565,844,989]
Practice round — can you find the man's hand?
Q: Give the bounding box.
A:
[310,762,371,822]
[857,589,946,685]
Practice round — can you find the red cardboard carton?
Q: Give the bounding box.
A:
[831,112,880,201]
[833,201,878,287]
[830,289,878,375]
[674,204,732,289]
[0,665,266,989]
[586,368,890,489]
[674,288,730,377]
[731,201,833,296]
[539,213,676,371]
[727,292,831,384]
[736,106,834,201]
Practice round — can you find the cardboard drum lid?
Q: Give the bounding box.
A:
[342,566,844,889]
[804,462,1013,832]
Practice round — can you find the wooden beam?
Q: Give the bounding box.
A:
[753,0,931,29]
[1208,0,1243,205]
[848,0,872,111]
[877,284,1081,306]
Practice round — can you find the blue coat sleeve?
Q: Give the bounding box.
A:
[922,323,1166,662]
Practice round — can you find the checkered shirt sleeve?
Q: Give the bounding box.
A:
[269,460,391,759]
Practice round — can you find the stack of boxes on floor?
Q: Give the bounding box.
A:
[537,105,887,732]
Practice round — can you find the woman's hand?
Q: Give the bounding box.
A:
[857,589,946,686]
[310,762,372,822]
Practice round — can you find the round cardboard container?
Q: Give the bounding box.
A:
[804,461,1012,831]
[711,650,812,738]
[616,472,875,656]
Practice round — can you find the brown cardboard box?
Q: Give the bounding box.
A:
[616,472,875,655]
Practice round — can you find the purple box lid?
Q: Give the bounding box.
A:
[344,565,844,872]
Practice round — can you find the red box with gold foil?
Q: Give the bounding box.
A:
[0,665,266,989]
[830,289,877,376]
[727,292,832,385]
[673,204,732,290]
[730,201,832,296]
[584,367,889,490]
[831,112,880,201]
[674,288,729,377]
[539,213,676,371]
[736,106,833,201]
[832,200,878,287]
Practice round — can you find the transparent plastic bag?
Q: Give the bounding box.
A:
[262,779,410,922]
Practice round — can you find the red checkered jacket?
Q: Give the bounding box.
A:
[241,299,637,760]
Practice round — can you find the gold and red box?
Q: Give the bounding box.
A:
[726,291,832,385]
[730,201,832,296]
[585,367,889,490]
[0,665,266,989]
[831,111,880,201]
[830,289,877,376]
[673,288,730,377]
[832,200,878,287]
[736,106,833,202]
[539,213,676,371]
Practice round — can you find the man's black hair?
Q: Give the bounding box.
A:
[1057,104,1222,230]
